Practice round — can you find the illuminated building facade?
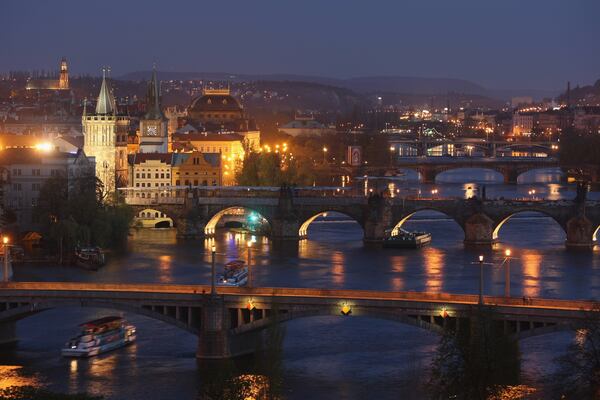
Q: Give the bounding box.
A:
[138,69,169,153]
[25,58,69,91]
[82,70,130,191]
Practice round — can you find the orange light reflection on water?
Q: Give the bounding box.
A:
[0,365,40,390]
[331,251,345,285]
[521,251,541,297]
[389,255,406,291]
[158,254,173,283]
[423,248,444,292]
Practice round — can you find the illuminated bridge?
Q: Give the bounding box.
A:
[120,187,600,249]
[0,282,597,359]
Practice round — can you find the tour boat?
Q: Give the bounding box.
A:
[217,260,248,287]
[61,316,136,357]
[74,247,105,270]
[382,229,432,249]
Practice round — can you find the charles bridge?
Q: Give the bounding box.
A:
[1,282,598,359]
[121,186,600,249]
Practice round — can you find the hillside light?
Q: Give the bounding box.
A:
[504,249,512,298]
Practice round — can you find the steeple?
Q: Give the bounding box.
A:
[145,66,164,120]
[95,68,115,115]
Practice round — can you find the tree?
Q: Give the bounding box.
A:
[34,173,133,257]
[429,306,521,399]
[552,304,600,398]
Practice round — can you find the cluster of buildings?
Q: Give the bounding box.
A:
[1,59,262,232]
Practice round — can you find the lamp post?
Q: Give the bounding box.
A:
[322,147,328,165]
[210,245,216,296]
[389,146,395,166]
[504,249,513,298]
[478,255,484,304]
[247,241,252,288]
[2,236,9,283]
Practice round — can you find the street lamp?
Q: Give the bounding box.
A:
[246,241,253,288]
[210,245,216,296]
[504,249,511,298]
[2,236,10,283]
[322,147,328,164]
[478,255,484,304]
[389,146,395,166]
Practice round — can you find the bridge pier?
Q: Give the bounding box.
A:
[270,217,300,241]
[176,216,205,239]
[463,213,495,246]
[197,296,230,359]
[502,168,519,184]
[565,216,595,250]
[0,321,17,349]
[418,168,437,184]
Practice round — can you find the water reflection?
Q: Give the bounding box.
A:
[0,365,39,390]
[423,247,445,292]
[521,252,542,297]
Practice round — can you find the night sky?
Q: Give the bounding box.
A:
[2,0,599,90]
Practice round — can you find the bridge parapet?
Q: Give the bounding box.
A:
[1,283,596,358]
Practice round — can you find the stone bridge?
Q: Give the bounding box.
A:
[0,282,597,359]
[390,157,560,184]
[122,187,600,249]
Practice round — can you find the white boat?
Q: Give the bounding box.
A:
[217,260,248,287]
[61,316,136,357]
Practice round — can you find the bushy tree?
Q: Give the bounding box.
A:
[552,304,600,398]
[429,306,521,399]
[34,174,133,257]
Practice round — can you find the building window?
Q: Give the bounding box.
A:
[12,183,22,191]
[136,173,140,178]
[32,169,41,176]
[13,169,21,176]
[32,183,41,191]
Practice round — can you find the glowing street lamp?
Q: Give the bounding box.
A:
[322,147,328,164]
[478,255,484,304]
[210,245,216,296]
[504,249,512,298]
[247,241,253,288]
[2,236,10,283]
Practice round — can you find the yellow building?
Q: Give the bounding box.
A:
[171,151,221,187]
[172,133,244,185]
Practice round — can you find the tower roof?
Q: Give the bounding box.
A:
[95,68,115,115]
[145,68,164,120]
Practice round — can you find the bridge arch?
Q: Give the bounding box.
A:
[135,208,174,228]
[0,299,200,335]
[492,210,566,241]
[204,206,272,236]
[434,167,504,183]
[391,208,464,237]
[298,210,364,239]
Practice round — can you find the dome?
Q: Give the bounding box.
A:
[189,89,243,113]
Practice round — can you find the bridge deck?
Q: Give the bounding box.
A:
[0,282,595,313]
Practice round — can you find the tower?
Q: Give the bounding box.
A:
[59,58,69,90]
[139,68,168,153]
[82,69,129,193]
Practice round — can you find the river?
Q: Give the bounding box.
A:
[2,168,599,399]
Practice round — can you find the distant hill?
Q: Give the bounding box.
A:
[556,79,600,106]
[119,71,489,96]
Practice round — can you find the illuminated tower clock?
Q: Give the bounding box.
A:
[138,68,168,153]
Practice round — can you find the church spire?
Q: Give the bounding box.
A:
[95,67,115,115]
[145,66,164,120]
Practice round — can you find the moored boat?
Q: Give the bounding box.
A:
[61,316,136,357]
[74,246,105,270]
[383,229,432,249]
[217,260,248,287]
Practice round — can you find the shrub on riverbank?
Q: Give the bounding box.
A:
[0,386,102,400]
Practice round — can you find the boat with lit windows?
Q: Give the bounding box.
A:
[217,260,248,287]
[61,316,136,357]
[382,228,432,249]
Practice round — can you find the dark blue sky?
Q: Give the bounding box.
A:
[2,0,599,90]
